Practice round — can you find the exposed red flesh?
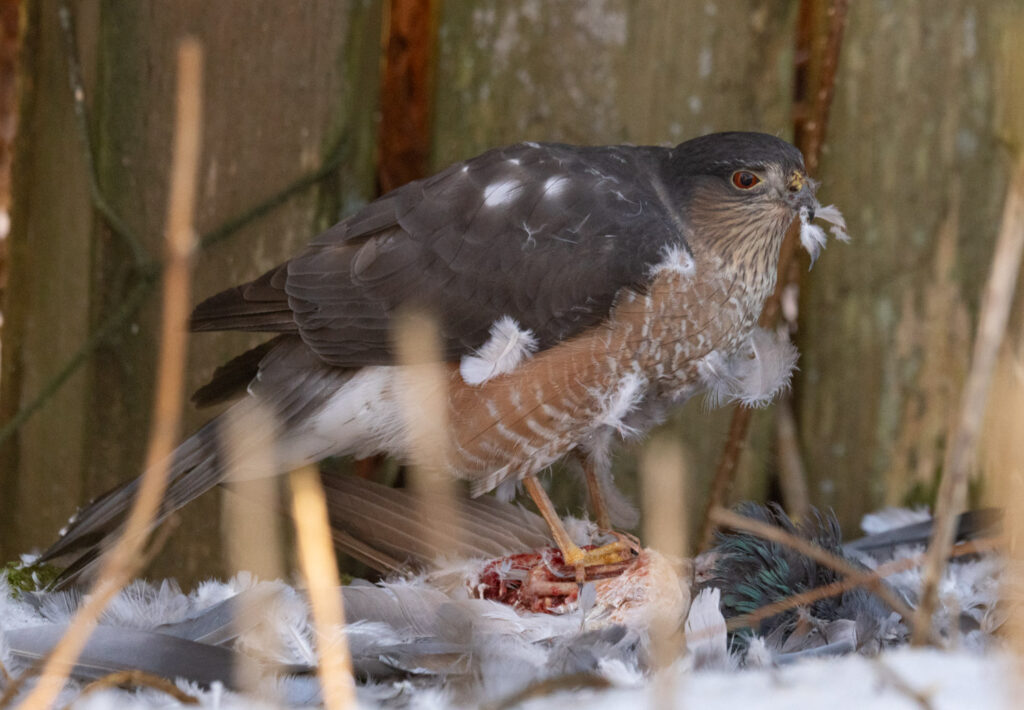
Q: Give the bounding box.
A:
[475,546,634,613]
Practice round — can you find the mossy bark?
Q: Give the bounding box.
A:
[0,0,382,581]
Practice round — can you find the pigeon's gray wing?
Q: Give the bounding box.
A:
[190,142,689,368]
[3,624,306,684]
[842,508,1001,559]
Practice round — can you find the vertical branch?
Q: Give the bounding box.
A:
[353,0,439,482]
[698,0,849,550]
[775,397,811,520]
[377,0,438,193]
[16,38,202,710]
[290,465,357,710]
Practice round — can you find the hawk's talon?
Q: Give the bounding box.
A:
[561,539,635,582]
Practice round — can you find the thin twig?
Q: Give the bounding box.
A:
[725,537,999,633]
[290,465,356,710]
[913,158,1024,644]
[870,659,935,710]
[60,670,200,709]
[699,0,849,550]
[197,137,348,250]
[699,408,751,551]
[485,672,612,710]
[0,658,41,708]
[0,281,152,448]
[57,1,148,269]
[15,39,202,710]
[708,506,921,637]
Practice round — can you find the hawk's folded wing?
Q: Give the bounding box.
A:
[190,142,691,368]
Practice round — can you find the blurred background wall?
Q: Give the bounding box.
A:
[1,0,1020,582]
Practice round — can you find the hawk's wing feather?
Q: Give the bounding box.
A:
[190,142,688,368]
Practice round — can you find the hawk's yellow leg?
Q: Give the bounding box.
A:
[522,475,633,582]
[576,451,612,531]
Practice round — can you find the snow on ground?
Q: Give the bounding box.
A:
[6,647,1014,709]
[521,648,1010,710]
[0,571,1016,709]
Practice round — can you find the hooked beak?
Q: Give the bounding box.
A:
[786,171,819,219]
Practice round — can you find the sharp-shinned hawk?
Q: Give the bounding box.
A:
[43,131,847,583]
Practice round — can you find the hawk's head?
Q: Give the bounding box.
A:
[661,131,846,273]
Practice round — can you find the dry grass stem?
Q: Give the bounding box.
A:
[60,670,200,709]
[15,38,202,710]
[0,660,39,708]
[914,158,1024,645]
[984,349,1024,682]
[709,506,920,637]
[641,437,690,576]
[290,465,356,710]
[221,403,286,696]
[640,436,688,707]
[392,309,458,564]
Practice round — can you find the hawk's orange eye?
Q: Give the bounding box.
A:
[732,171,760,189]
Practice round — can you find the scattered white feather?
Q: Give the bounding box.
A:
[233,582,316,666]
[101,579,190,629]
[700,328,798,408]
[860,507,931,535]
[460,316,539,385]
[492,477,520,502]
[743,636,773,668]
[596,372,648,435]
[0,547,1012,709]
[563,515,602,547]
[596,656,646,687]
[685,588,730,670]
[781,282,800,325]
[649,244,697,278]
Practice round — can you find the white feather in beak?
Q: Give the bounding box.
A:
[799,203,850,268]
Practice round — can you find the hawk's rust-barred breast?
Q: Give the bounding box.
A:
[43,132,848,582]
